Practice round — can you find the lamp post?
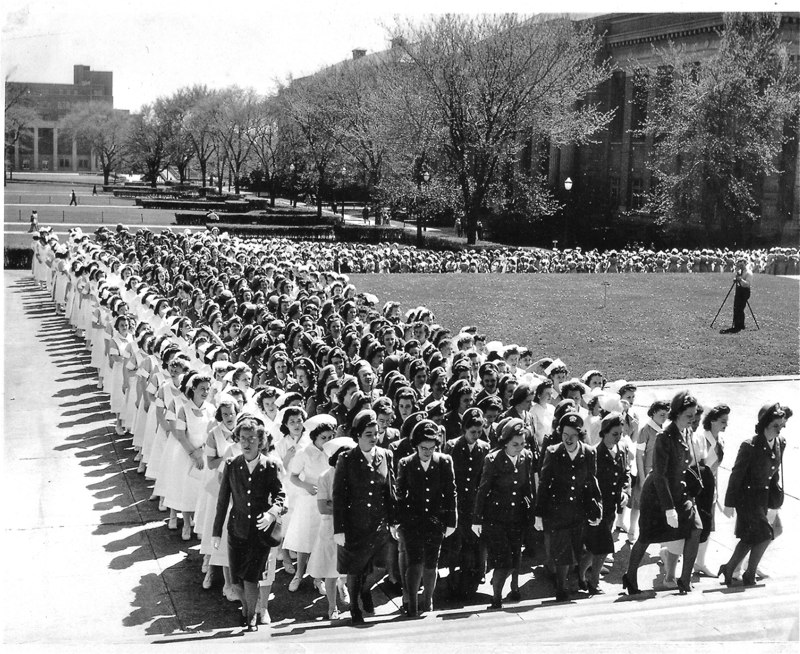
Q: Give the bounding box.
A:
[421,170,430,233]
[340,165,347,218]
[288,163,296,207]
[563,177,573,247]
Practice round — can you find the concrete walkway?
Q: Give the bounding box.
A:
[2,270,797,646]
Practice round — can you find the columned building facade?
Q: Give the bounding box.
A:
[7,64,114,173]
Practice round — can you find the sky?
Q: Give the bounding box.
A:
[2,0,792,113]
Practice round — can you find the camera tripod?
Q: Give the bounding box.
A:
[710,280,760,330]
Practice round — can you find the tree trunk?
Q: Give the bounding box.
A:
[200,161,207,188]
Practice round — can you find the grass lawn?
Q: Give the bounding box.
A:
[351,273,800,381]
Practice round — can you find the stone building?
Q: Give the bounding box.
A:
[541,13,799,244]
[6,64,115,173]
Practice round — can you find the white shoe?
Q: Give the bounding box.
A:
[693,562,715,577]
[283,560,296,575]
[167,516,178,530]
[136,461,147,474]
[223,584,238,602]
[259,607,271,625]
[182,523,192,541]
[314,579,326,595]
[328,608,340,620]
[202,568,213,589]
[288,576,301,592]
[158,498,167,512]
[134,451,143,462]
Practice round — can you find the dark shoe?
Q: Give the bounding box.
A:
[742,573,757,587]
[676,578,692,594]
[508,588,521,602]
[587,584,603,596]
[622,573,641,595]
[488,599,502,610]
[360,590,375,615]
[717,564,733,586]
[382,578,403,596]
[578,578,588,592]
[555,590,570,602]
[246,623,258,632]
[350,610,365,625]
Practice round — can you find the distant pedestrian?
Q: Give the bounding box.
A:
[92,184,98,196]
[69,190,77,206]
[455,216,463,238]
[362,206,370,225]
[476,220,483,241]
[206,210,220,223]
[28,210,39,233]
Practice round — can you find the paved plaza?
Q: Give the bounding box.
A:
[2,270,798,648]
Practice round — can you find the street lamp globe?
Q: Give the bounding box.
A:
[422,171,430,183]
[564,177,573,191]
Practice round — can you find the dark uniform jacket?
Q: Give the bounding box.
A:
[595,441,630,520]
[646,423,692,513]
[213,453,285,540]
[396,451,458,530]
[536,441,601,529]
[333,446,396,541]
[442,411,463,442]
[389,437,415,474]
[473,448,535,526]
[724,433,785,511]
[443,436,490,522]
[503,406,539,467]
[378,426,401,448]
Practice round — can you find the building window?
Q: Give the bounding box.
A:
[22,159,30,170]
[631,69,648,140]
[609,175,621,204]
[78,158,90,169]
[630,177,645,210]
[59,157,71,169]
[610,71,625,142]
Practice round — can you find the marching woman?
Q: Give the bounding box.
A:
[307,436,355,620]
[692,404,729,576]
[394,419,457,617]
[718,403,790,587]
[213,415,285,632]
[623,391,703,595]
[535,413,602,601]
[163,373,214,541]
[580,412,629,594]
[443,408,490,600]
[472,418,535,609]
[333,410,396,625]
[108,315,134,436]
[283,415,336,593]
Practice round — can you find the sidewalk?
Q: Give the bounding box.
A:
[2,270,797,646]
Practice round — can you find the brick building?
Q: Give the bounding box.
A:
[6,64,115,173]
[540,13,799,244]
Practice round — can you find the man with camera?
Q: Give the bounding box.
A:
[722,256,753,334]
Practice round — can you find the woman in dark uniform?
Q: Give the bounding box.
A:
[472,418,535,609]
[718,403,790,586]
[333,409,396,625]
[580,412,629,594]
[443,408,491,599]
[623,391,702,595]
[395,419,457,616]
[212,414,285,632]
[535,413,602,601]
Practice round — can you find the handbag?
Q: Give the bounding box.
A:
[259,515,283,548]
[683,433,704,498]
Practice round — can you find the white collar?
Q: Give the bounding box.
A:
[644,417,662,433]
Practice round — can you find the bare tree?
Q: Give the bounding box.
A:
[184,87,219,188]
[4,79,39,181]
[60,103,130,185]
[213,87,258,194]
[125,103,169,187]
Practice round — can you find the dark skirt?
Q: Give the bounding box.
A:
[483,521,523,570]
[696,465,717,543]
[398,524,444,568]
[548,524,586,565]
[584,515,615,555]
[638,476,702,543]
[442,521,482,572]
[228,532,271,584]
[735,502,775,545]
[337,526,390,575]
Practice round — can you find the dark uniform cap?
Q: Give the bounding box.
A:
[476,395,503,413]
[401,411,428,440]
[410,419,442,446]
[352,409,378,436]
[559,412,584,429]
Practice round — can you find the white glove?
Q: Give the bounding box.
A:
[256,512,275,531]
[533,516,544,531]
[212,537,221,550]
[665,509,679,528]
[444,526,456,538]
[588,517,602,527]
[722,505,735,519]
[620,494,629,509]
[333,533,346,547]
[767,508,779,524]
[389,525,399,541]
[471,524,482,537]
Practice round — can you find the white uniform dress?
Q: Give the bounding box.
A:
[306,467,339,579]
[108,333,132,416]
[163,399,214,512]
[146,380,181,483]
[283,442,328,554]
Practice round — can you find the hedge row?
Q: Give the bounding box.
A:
[176,211,332,227]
